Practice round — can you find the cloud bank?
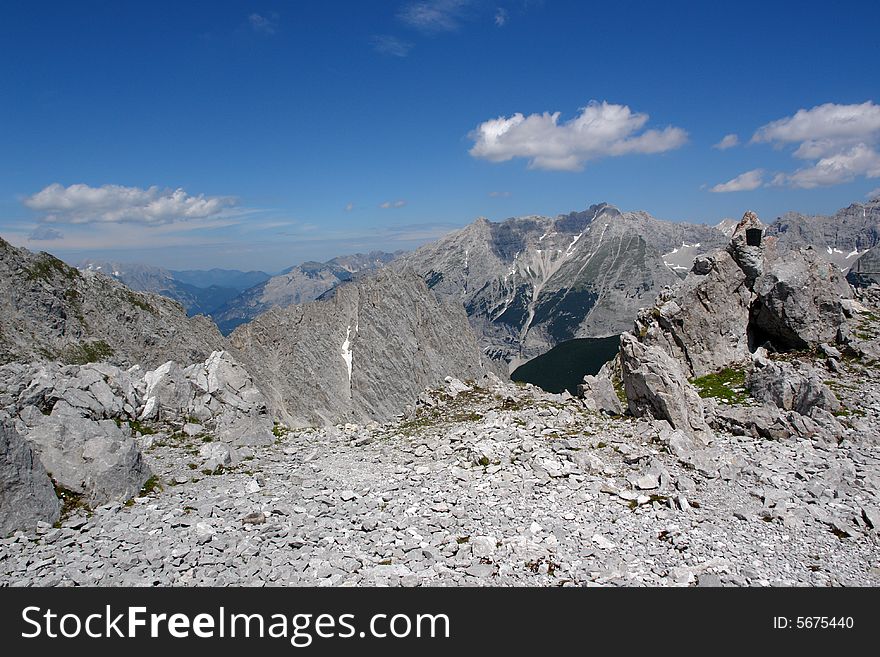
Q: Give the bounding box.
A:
[24,183,237,225]
[468,101,688,171]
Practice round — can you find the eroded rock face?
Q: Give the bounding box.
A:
[0,237,225,369]
[229,270,489,426]
[751,245,852,350]
[746,356,840,415]
[629,211,853,377]
[0,417,60,535]
[619,332,709,436]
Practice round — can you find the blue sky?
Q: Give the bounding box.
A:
[2,0,879,272]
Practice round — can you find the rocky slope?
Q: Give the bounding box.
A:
[0,238,225,369]
[228,269,491,426]
[212,251,401,335]
[393,203,728,367]
[1,359,876,586]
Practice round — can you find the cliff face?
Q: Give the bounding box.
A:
[229,269,489,426]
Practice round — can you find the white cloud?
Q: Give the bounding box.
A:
[371,34,413,57]
[398,0,470,32]
[344,202,354,212]
[868,187,880,200]
[775,144,880,189]
[27,226,64,241]
[379,200,407,209]
[752,101,880,148]
[468,100,688,171]
[714,133,739,150]
[249,13,278,34]
[24,183,236,225]
[495,7,508,26]
[488,191,511,198]
[751,101,880,188]
[710,169,764,193]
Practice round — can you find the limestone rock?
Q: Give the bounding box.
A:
[751,245,852,350]
[578,370,623,415]
[0,417,60,535]
[229,269,488,426]
[726,210,765,284]
[619,332,708,436]
[746,356,840,414]
[0,237,225,369]
[635,250,752,377]
[23,411,150,506]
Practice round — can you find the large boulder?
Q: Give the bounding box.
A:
[3,361,142,421]
[141,361,192,420]
[619,332,709,436]
[746,356,840,414]
[22,409,150,506]
[750,245,852,350]
[0,417,60,535]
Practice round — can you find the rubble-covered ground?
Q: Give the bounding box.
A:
[2,347,878,587]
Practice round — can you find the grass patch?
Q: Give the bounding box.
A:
[691,367,749,405]
[139,475,162,496]
[59,340,114,365]
[128,420,156,435]
[26,253,81,283]
[51,481,89,523]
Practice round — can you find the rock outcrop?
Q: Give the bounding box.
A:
[0,237,225,369]
[139,350,275,447]
[606,210,857,445]
[0,417,60,535]
[634,250,752,378]
[619,333,709,436]
[229,269,490,426]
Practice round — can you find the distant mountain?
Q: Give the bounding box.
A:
[169,268,269,291]
[212,251,402,335]
[766,198,880,270]
[77,260,261,317]
[393,203,728,368]
[1,238,224,368]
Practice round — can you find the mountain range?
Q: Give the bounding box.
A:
[43,197,880,373]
